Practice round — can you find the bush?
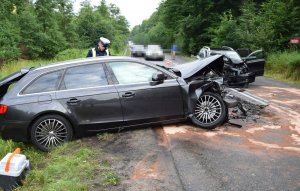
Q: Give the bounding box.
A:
[266,51,300,81]
[54,49,88,61]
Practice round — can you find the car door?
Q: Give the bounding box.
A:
[55,63,123,132]
[107,61,184,127]
[244,49,265,76]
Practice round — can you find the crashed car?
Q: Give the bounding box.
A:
[198,46,265,87]
[0,56,227,151]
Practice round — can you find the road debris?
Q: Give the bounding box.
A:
[223,87,269,127]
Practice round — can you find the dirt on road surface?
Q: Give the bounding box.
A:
[83,56,300,191]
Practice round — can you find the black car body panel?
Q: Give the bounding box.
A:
[0,57,227,148]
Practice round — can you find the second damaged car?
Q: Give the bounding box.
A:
[0,56,227,151]
[198,46,265,87]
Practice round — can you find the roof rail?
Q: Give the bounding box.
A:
[221,46,234,51]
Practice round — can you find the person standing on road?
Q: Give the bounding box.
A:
[171,43,177,60]
[86,37,110,57]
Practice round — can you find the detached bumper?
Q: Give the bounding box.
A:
[0,120,30,142]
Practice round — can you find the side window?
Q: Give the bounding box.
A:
[108,62,160,84]
[62,64,108,90]
[23,70,63,94]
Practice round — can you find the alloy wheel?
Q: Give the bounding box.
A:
[34,119,68,149]
[194,94,222,124]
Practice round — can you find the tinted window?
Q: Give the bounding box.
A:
[23,70,63,94]
[63,64,108,90]
[108,62,160,84]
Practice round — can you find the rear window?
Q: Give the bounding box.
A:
[22,70,63,94]
[0,83,16,98]
[0,68,31,97]
[61,64,108,90]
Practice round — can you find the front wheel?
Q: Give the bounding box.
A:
[191,92,227,129]
[30,115,73,152]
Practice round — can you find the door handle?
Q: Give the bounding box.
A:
[67,98,80,104]
[122,92,135,98]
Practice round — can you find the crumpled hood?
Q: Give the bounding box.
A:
[172,55,224,79]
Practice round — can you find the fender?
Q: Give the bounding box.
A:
[187,80,221,115]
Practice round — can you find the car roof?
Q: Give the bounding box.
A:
[34,56,145,71]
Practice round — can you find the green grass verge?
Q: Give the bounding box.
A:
[266,51,300,85]
[0,49,87,79]
[0,47,127,80]
[0,139,120,191]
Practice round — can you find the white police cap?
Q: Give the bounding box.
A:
[99,37,110,46]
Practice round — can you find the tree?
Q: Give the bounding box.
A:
[55,0,79,48]
[35,0,67,58]
[18,4,44,58]
[0,0,21,65]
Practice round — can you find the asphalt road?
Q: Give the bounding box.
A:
[88,54,300,191]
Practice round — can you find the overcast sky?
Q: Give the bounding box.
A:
[73,0,162,29]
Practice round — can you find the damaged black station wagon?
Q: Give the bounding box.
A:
[0,56,227,151]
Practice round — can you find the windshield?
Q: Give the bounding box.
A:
[147,45,161,51]
[132,45,144,51]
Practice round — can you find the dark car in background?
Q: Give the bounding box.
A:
[145,45,165,61]
[0,56,227,151]
[198,46,265,87]
[131,45,145,57]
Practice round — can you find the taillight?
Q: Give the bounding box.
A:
[0,104,7,114]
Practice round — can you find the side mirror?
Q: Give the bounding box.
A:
[152,72,165,82]
[151,72,165,85]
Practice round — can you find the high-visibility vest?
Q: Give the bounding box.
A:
[91,48,109,57]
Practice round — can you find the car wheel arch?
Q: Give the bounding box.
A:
[27,111,76,140]
[187,81,221,110]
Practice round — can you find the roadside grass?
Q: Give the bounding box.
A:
[99,160,120,186]
[0,138,120,191]
[0,47,127,79]
[266,51,300,85]
[97,133,115,142]
[0,49,87,79]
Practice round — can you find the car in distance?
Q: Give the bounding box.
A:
[131,45,145,57]
[0,56,227,151]
[198,46,265,87]
[145,45,165,61]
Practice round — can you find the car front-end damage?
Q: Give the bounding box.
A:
[172,55,228,129]
[223,62,255,87]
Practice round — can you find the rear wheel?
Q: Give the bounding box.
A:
[30,115,73,152]
[191,92,227,129]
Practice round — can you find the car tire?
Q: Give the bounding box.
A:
[191,92,227,129]
[30,114,73,152]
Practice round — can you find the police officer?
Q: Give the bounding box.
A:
[86,37,110,57]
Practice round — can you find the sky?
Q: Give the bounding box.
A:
[73,0,162,29]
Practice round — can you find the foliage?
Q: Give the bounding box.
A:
[131,0,300,54]
[0,0,21,66]
[0,0,129,64]
[54,48,87,60]
[0,137,120,190]
[266,51,300,82]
